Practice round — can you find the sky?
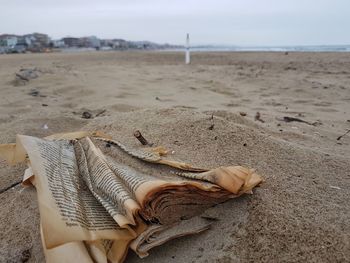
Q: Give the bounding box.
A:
[0,0,349,46]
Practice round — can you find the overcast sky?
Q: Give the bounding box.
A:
[1,0,349,45]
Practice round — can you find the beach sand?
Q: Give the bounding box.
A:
[0,51,349,262]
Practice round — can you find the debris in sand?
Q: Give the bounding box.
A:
[255,112,265,123]
[239,112,247,116]
[278,116,318,126]
[17,68,39,81]
[77,109,106,119]
[82,111,92,119]
[28,89,40,97]
[28,89,46,97]
[13,68,40,86]
[336,130,350,141]
[284,66,297,70]
[134,130,152,146]
[20,249,31,262]
[173,140,181,146]
[0,180,22,194]
[95,109,106,117]
[208,113,215,130]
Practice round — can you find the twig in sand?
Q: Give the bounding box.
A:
[278,116,316,126]
[255,112,265,123]
[95,109,106,117]
[208,113,215,129]
[0,180,22,194]
[134,130,152,146]
[337,130,350,141]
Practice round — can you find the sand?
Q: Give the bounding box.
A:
[0,51,349,262]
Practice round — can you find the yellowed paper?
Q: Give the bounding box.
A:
[0,132,262,262]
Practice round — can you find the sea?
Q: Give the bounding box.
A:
[187,45,350,52]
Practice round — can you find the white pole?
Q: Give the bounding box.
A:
[185,33,190,64]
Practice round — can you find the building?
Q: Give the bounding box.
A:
[23,33,50,48]
[0,34,18,47]
[51,40,65,48]
[62,37,80,47]
[0,33,53,53]
[16,36,32,47]
[87,36,100,48]
[112,39,128,49]
[101,39,128,49]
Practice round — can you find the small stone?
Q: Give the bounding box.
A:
[82,111,92,119]
[21,249,31,262]
[28,89,39,97]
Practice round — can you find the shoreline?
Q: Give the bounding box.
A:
[2,48,350,58]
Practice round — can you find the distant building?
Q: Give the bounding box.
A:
[6,36,18,47]
[86,36,100,48]
[75,36,100,48]
[24,33,50,47]
[112,39,128,49]
[62,37,80,47]
[101,39,128,49]
[0,34,18,47]
[51,40,65,48]
[16,36,31,47]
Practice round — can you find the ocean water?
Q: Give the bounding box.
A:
[188,45,350,52]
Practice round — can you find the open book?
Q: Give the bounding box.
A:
[0,131,262,263]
